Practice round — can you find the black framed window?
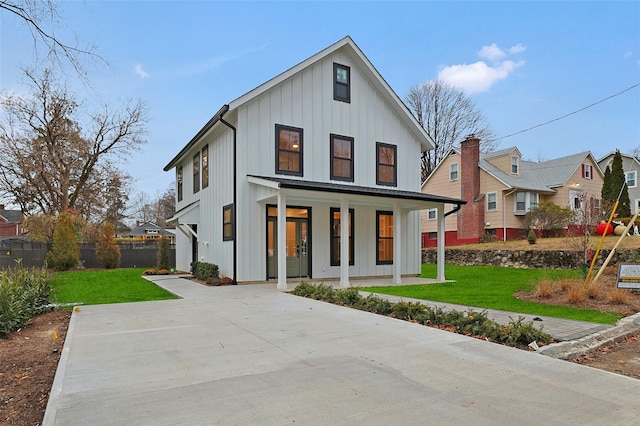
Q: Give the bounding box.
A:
[376,211,393,264]
[330,134,354,182]
[330,207,354,266]
[193,152,200,193]
[177,166,183,202]
[333,63,351,103]
[202,145,209,189]
[276,124,303,176]
[376,142,397,186]
[223,204,234,241]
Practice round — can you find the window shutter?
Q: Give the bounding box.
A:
[582,164,585,178]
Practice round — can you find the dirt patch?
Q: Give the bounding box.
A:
[0,310,71,426]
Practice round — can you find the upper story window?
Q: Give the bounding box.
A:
[330,134,354,182]
[449,163,459,181]
[202,145,209,189]
[626,170,637,188]
[376,211,393,265]
[333,63,351,103]
[582,164,593,179]
[376,142,397,186]
[330,207,354,266]
[275,124,303,176]
[427,208,437,220]
[511,156,519,174]
[177,166,183,202]
[193,152,200,193]
[487,192,497,211]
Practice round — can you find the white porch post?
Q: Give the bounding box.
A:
[277,192,287,290]
[340,197,350,287]
[392,203,401,285]
[437,206,446,281]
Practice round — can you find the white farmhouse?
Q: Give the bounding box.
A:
[164,36,464,288]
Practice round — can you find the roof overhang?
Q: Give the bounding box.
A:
[248,175,465,211]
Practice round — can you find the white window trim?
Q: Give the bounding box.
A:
[626,171,637,188]
[486,192,497,211]
[514,191,538,215]
[511,156,519,174]
[427,208,437,220]
[449,162,459,181]
[583,164,592,179]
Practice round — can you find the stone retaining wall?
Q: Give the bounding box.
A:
[422,248,639,269]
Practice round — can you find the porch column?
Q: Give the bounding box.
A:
[437,206,446,281]
[277,192,287,290]
[340,197,350,287]
[392,203,401,284]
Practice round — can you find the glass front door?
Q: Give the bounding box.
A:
[267,206,310,279]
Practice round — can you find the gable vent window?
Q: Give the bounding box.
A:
[582,164,593,180]
[333,63,351,103]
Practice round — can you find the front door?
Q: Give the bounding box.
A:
[286,218,308,277]
[266,206,310,279]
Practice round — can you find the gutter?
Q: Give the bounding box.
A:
[444,204,462,217]
[219,106,237,284]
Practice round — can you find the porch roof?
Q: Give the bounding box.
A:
[248,175,466,208]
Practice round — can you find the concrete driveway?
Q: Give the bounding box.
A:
[45,276,640,425]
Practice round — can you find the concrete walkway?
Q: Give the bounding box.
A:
[45,276,640,425]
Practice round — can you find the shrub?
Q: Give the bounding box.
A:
[143,269,157,275]
[47,212,80,271]
[0,263,51,337]
[290,282,552,348]
[527,230,537,245]
[534,280,554,298]
[157,237,171,271]
[95,222,121,269]
[608,288,631,305]
[584,281,606,300]
[565,284,587,303]
[191,261,219,281]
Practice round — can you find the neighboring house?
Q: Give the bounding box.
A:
[129,222,175,243]
[421,135,603,247]
[0,204,25,237]
[598,151,640,214]
[163,36,464,287]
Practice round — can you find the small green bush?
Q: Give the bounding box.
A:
[47,212,80,271]
[527,230,537,245]
[157,237,170,271]
[0,263,52,338]
[290,282,552,348]
[191,261,219,281]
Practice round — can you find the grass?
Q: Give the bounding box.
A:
[49,268,178,308]
[359,264,621,325]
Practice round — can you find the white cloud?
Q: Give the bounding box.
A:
[624,51,632,58]
[134,64,150,79]
[438,43,526,94]
[438,60,525,94]
[509,43,527,54]
[478,44,506,62]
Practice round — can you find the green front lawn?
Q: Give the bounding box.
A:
[359,264,621,324]
[50,268,178,307]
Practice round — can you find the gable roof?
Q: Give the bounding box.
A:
[0,208,23,223]
[164,36,433,172]
[479,151,601,192]
[597,151,640,170]
[130,222,174,237]
[482,146,521,160]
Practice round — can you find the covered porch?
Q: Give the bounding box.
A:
[248,175,465,289]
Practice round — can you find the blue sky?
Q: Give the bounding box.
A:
[1,1,639,199]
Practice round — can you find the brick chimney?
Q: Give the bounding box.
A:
[457,135,485,243]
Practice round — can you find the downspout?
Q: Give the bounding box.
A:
[503,189,517,241]
[444,204,462,217]
[219,106,237,284]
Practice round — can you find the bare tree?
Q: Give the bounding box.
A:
[131,185,176,228]
[0,68,146,218]
[405,80,498,181]
[0,0,102,74]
